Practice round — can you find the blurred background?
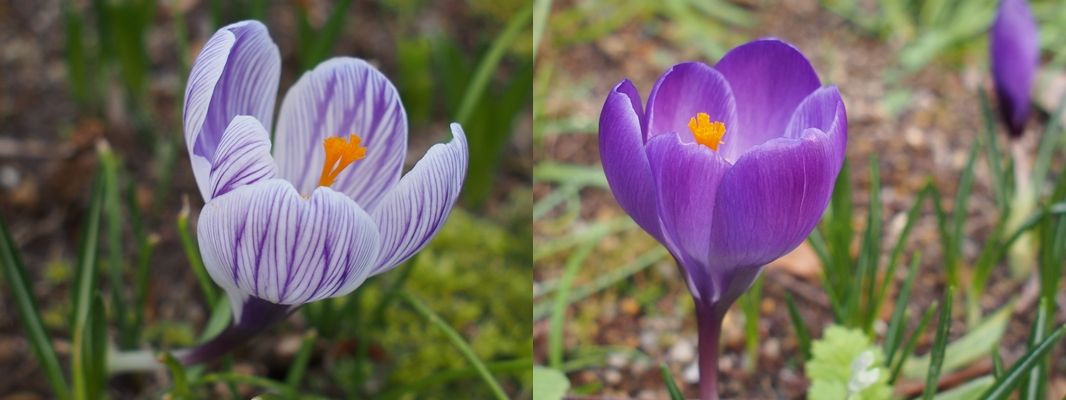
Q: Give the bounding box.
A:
[533,0,1066,398]
[0,0,532,398]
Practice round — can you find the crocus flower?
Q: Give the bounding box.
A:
[990,0,1038,138]
[598,39,846,399]
[178,21,468,363]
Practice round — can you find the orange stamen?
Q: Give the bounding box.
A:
[688,112,726,151]
[318,134,367,187]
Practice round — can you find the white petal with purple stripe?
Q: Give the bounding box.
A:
[273,58,407,208]
[198,179,381,305]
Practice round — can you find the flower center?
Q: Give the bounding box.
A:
[318,134,367,187]
[688,112,726,151]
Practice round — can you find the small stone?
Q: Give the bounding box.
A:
[0,166,19,188]
[606,353,628,368]
[764,338,781,360]
[682,362,700,384]
[604,368,622,384]
[669,339,695,363]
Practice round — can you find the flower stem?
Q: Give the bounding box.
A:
[697,307,725,400]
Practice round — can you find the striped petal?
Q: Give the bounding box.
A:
[184,20,281,200]
[370,124,467,274]
[197,179,381,305]
[273,58,407,209]
[207,116,277,200]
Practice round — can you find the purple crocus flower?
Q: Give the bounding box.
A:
[990,0,1038,138]
[598,39,846,399]
[178,21,467,363]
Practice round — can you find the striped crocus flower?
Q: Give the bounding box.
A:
[598,39,846,399]
[178,21,467,363]
[990,0,1038,138]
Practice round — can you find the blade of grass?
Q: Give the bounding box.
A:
[71,173,104,400]
[978,88,1007,209]
[0,213,69,399]
[128,179,155,345]
[160,352,190,398]
[99,147,133,347]
[533,0,554,60]
[858,157,883,331]
[978,325,1066,400]
[739,275,763,371]
[284,330,317,392]
[951,140,980,254]
[534,246,666,320]
[922,286,955,400]
[889,302,937,384]
[660,363,685,400]
[398,290,507,400]
[1018,297,1050,400]
[784,293,811,360]
[177,196,217,307]
[549,242,595,368]
[884,252,921,368]
[455,3,533,124]
[992,348,1003,379]
[876,186,928,313]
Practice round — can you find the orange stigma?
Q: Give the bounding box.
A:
[688,112,726,151]
[318,134,367,187]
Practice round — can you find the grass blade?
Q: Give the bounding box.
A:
[455,3,532,124]
[660,363,685,400]
[978,88,1007,209]
[548,242,595,368]
[784,293,811,360]
[177,196,217,307]
[923,286,955,400]
[1018,297,1050,400]
[884,252,921,367]
[72,173,104,400]
[978,325,1066,400]
[890,302,937,384]
[398,290,507,400]
[0,214,69,399]
[285,330,318,392]
[533,0,554,60]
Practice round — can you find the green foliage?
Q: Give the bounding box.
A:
[532,366,570,400]
[343,198,532,396]
[805,326,891,400]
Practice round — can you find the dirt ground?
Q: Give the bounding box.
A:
[533,0,1066,398]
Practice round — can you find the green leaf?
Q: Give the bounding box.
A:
[903,305,1010,379]
[398,290,507,400]
[884,253,921,368]
[978,325,1066,399]
[456,3,532,124]
[806,325,891,400]
[923,286,954,400]
[549,242,595,368]
[890,303,937,384]
[533,366,571,400]
[177,196,217,306]
[0,213,69,399]
[934,375,994,400]
[1018,297,1051,400]
[785,293,811,360]
[72,173,104,400]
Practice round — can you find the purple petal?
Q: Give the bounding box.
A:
[645,63,738,152]
[784,86,848,172]
[273,58,407,209]
[708,129,838,273]
[715,39,820,156]
[599,80,663,242]
[184,20,281,200]
[991,0,1039,138]
[207,116,278,200]
[369,124,467,275]
[197,179,381,306]
[645,133,730,272]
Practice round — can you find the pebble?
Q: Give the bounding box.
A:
[669,339,695,363]
[604,369,622,385]
[682,362,700,384]
[606,353,628,368]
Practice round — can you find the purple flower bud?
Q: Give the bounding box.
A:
[990,0,1039,138]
